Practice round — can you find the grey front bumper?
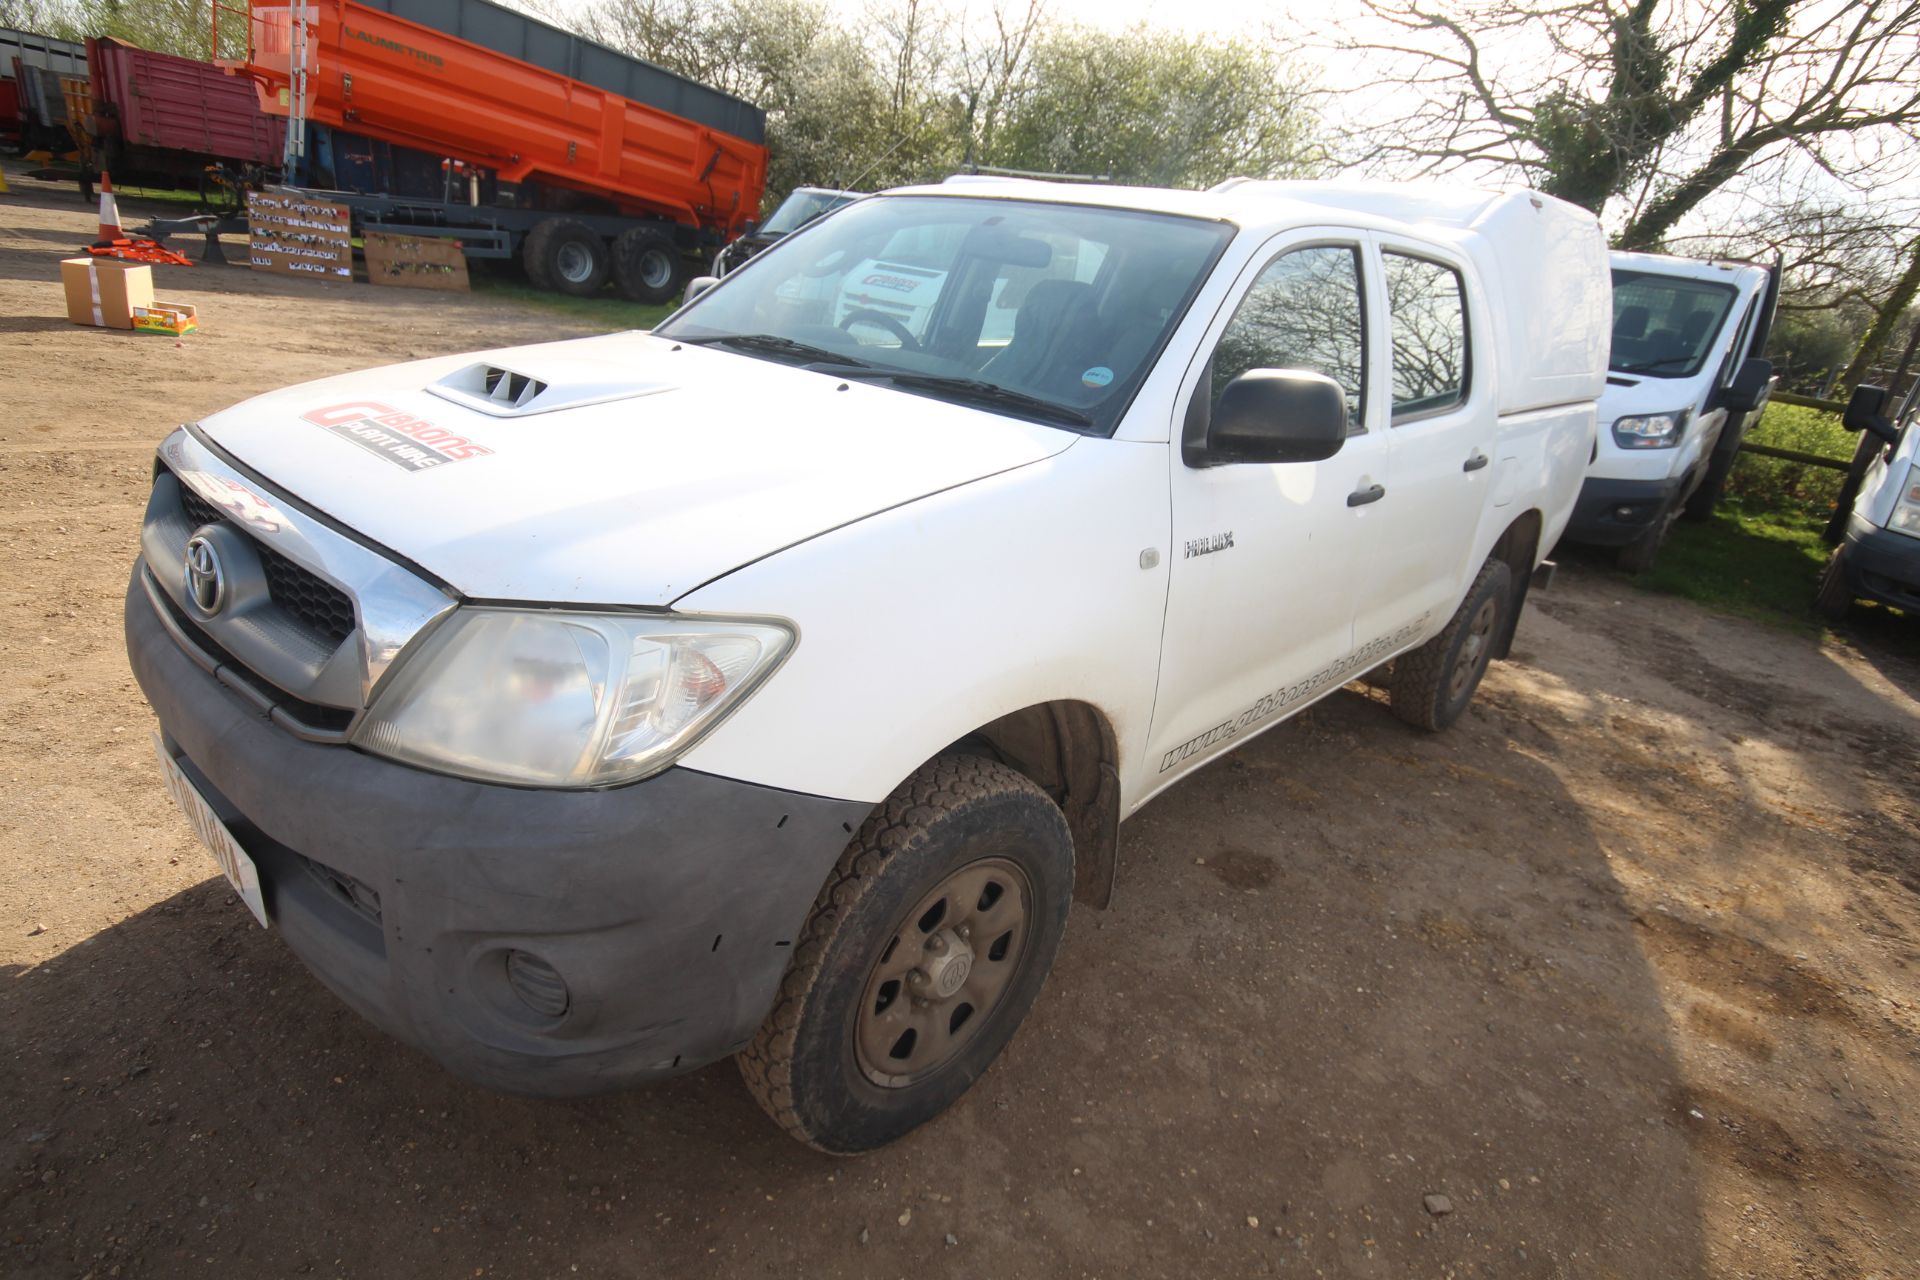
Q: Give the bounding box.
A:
[1842,514,1920,613]
[126,566,872,1097]
[1564,473,1687,548]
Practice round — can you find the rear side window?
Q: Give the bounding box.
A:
[1384,253,1469,420]
[1210,245,1366,429]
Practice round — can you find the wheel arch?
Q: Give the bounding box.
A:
[940,699,1122,910]
[1487,508,1543,660]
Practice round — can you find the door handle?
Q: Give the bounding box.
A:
[1463,451,1490,472]
[1347,482,1386,508]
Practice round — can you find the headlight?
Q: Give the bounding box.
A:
[353,609,793,787]
[1612,411,1688,449]
[1891,471,1920,539]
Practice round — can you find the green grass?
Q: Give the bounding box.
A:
[468,274,675,331]
[1632,500,1832,632]
[1723,401,1855,515]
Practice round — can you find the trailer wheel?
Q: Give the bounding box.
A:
[523,217,609,297]
[613,229,685,304]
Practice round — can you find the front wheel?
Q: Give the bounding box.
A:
[522,217,609,297]
[738,755,1073,1153]
[1390,557,1513,732]
[1815,546,1853,622]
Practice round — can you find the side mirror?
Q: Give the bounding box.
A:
[1201,369,1348,465]
[1719,356,1774,414]
[1843,384,1899,446]
[683,275,720,305]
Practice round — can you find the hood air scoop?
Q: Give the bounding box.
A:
[427,361,676,418]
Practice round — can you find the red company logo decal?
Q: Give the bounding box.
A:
[303,401,494,472]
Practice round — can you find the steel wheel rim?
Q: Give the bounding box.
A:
[640,249,674,289]
[555,241,595,284]
[1448,595,1500,701]
[854,856,1033,1089]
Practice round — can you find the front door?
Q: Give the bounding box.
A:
[1145,235,1387,795]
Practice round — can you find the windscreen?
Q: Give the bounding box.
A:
[1609,270,1738,379]
[658,195,1235,435]
[759,190,856,236]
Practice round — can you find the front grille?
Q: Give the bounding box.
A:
[177,482,357,646]
[146,578,357,736]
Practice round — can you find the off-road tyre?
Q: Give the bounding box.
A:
[521,217,608,297]
[1814,546,1853,622]
[1390,557,1513,732]
[738,754,1074,1154]
[1616,494,1679,574]
[612,228,685,304]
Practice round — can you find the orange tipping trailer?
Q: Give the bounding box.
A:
[232,0,769,300]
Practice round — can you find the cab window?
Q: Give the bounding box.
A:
[1384,253,1469,420]
[1210,245,1367,430]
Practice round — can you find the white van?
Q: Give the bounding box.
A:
[1817,383,1920,618]
[127,178,1609,1151]
[1565,251,1779,570]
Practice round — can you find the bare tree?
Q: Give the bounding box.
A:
[1330,0,1920,248]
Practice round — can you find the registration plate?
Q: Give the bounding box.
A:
[151,734,269,929]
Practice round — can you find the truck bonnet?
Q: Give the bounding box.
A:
[190,332,1077,606]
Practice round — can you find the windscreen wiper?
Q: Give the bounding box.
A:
[1612,356,1698,375]
[682,332,872,368]
[835,369,1096,429]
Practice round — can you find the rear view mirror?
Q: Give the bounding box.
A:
[684,275,720,305]
[1201,369,1348,466]
[1719,357,1774,413]
[1843,384,1899,446]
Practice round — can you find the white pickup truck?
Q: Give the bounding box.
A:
[127,178,1609,1152]
[1565,251,1779,571]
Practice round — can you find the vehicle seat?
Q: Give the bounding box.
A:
[1614,305,1649,341]
[984,280,1104,395]
[1679,310,1714,350]
[1096,263,1193,390]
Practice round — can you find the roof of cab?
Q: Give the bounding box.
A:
[895,174,1552,239]
[1611,248,1771,288]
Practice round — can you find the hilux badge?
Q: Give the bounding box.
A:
[184,532,226,616]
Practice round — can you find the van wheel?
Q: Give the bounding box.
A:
[1815,546,1853,622]
[1390,557,1512,732]
[738,755,1073,1153]
[522,217,609,297]
[1616,496,1679,573]
[612,228,684,304]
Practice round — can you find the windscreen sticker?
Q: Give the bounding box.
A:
[302,401,493,472]
[1081,366,1114,388]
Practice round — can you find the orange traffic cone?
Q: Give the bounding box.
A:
[96,171,123,241]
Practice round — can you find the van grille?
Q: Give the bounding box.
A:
[178,486,357,646]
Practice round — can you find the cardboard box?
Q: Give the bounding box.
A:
[61,258,155,329]
[133,301,199,336]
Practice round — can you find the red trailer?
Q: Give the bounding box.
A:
[0,76,19,148]
[86,36,286,185]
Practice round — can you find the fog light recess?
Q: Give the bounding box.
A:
[504,949,570,1018]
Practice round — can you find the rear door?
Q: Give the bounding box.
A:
[1354,236,1494,642]
[1146,233,1386,791]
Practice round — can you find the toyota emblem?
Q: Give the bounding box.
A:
[184,532,226,615]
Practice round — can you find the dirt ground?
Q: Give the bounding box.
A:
[3,166,1918,1279]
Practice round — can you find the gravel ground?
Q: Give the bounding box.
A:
[3,164,1918,1279]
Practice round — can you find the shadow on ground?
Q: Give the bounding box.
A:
[1,690,1708,1279]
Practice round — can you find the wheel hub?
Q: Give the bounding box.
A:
[854,856,1032,1088]
[919,930,974,997]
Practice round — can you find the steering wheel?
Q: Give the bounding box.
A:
[839,309,921,351]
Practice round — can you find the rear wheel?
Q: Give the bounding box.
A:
[521,217,608,297]
[612,228,685,304]
[1815,546,1853,622]
[1390,557,1512,732]
[738,755,1073,1153]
